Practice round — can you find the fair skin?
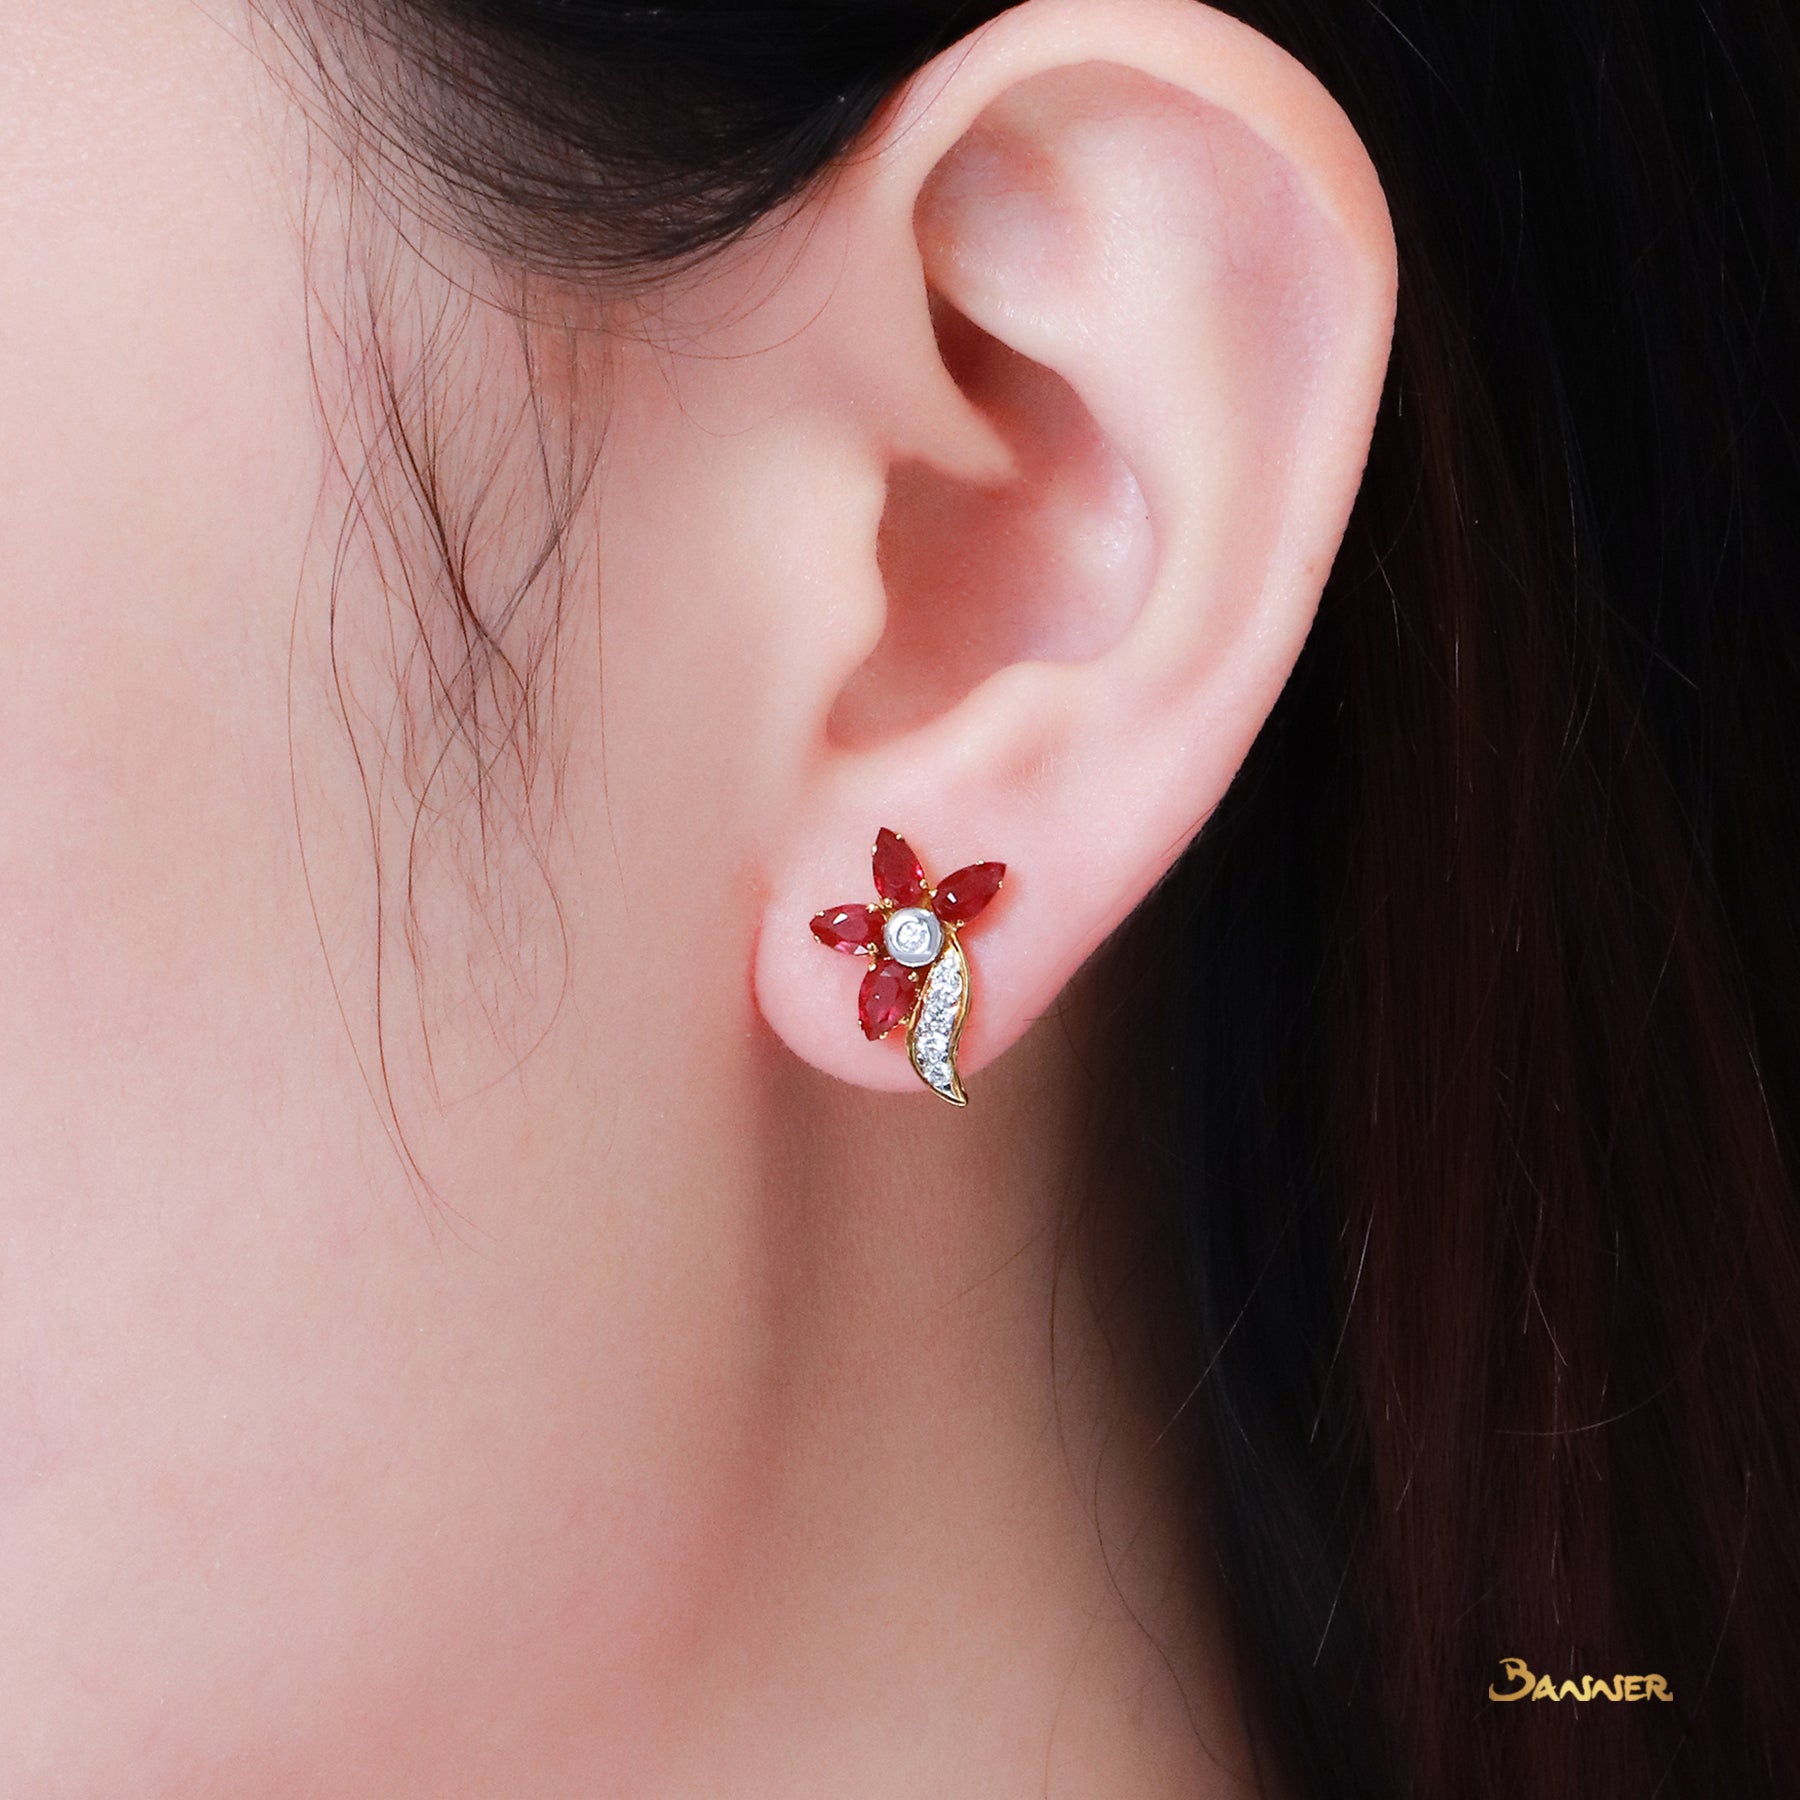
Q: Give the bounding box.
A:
[0,0,1392,1793]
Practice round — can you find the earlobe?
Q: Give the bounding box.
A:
[728,0,1397,1099]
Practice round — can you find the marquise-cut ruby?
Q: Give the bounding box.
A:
[810,903,884,953]
[858,957,919,1040]
[933,861,1005,925]
[871,828,927,908]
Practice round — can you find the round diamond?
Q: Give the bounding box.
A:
[883,906,943,968]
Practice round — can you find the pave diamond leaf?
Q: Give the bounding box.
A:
[906,936,968,1105]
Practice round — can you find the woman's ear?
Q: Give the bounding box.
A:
[599,0,1395,1094]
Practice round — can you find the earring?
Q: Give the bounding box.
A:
[809,828,1006,1106]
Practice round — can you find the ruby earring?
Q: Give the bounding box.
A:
[809,829,1006,1106]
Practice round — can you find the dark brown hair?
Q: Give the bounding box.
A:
[278,1,1800,1793]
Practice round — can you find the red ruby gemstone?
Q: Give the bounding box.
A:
[810,903,884,953]
[933,861,1005,925]
[858,958,918,1041]
[871,828,927,908]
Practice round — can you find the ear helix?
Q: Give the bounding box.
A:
[808,828,1005,1105]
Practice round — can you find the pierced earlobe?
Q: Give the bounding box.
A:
[809,828,1005,1105]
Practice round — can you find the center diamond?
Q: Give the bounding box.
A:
[883,906,943,968]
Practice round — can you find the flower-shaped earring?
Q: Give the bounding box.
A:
[810,828,1006,1105]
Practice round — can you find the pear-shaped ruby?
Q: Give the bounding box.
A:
[933,861,1005,926]
[858,957,919,1040]
[810,903,884,953]
[871,828,927,908]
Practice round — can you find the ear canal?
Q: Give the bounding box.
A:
[827,292,1154,749]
